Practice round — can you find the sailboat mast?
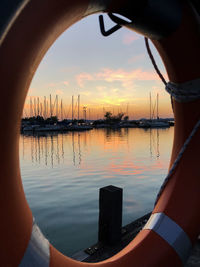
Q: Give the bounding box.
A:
[78,94,80,121]
[150,92,152,120]
[46,101,48,118]
[44,96,46,119]
[157,93,159,119]
[34,98,36,117]
[126,103,129,116]
[40,103,43,117]
[56,95,58,118]
[30,97,32,117]
[50,94,52,117]
[61,99,63,121]
[72,95,74,121]
[37,97,40,116]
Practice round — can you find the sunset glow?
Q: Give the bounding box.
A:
[25,14,173,120]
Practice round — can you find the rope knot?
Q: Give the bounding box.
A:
[166,79,200,103]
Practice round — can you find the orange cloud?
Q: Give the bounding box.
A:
[47,82,57,87]
[46,81,69,88]
[96,86,106,91]
[96,68,160,81]
[128,54,145,64]
[76,68,166,89]
[98,68,167,90]
[81,91,91,96]
[122,32,140,45]
[97,97,127,105]
[76,72,94,87]
[63,81,69,86]
[55,89,64,95]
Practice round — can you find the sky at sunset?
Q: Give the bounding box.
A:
[25,13,173,120]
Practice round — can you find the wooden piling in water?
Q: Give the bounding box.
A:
[98,185,123,245]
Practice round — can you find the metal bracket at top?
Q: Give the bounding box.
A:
[99,14,122,36]
[99,13,132,37]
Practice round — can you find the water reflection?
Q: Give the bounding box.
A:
[105,128,127,140]
[72,132,82,166]
[22,131,85,167]
[22,132,65,167]
[20,128,171,168]
[149,129,160,159]
[20,127,174,256]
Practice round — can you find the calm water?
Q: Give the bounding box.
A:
[20,127,174,256]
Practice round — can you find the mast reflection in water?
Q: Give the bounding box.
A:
[20,127,173,256]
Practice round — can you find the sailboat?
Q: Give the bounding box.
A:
[68,95,93,131]
[140,93,170,128]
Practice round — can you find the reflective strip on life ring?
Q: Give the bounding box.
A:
[143,213,192,263]
[19,220,50,267]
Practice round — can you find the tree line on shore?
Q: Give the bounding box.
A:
[22,112,129,125]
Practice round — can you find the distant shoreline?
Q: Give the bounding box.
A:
[21,117,174,134]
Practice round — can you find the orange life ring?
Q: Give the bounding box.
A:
[0,1,200,266]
